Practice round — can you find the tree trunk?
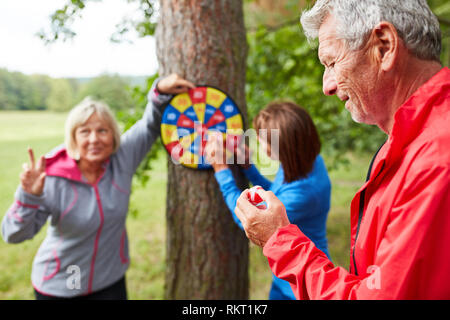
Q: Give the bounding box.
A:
[156,0,249,299]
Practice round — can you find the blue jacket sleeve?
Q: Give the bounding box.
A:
[214,169,244,230]
[275,185,315,224]
[242,164,272,190]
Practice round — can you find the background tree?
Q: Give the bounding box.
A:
[76,73,135,111]
[0,69,52,110]
[0,69,141,112]
[156,0,249,299]
[46,78,74,111]
[29,74,53,110]
[0,69,19,110]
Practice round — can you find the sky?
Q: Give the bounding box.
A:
[0,0,159,78]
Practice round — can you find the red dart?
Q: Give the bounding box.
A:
[247,186,264,206]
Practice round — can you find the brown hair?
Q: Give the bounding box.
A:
[253,100,321,183]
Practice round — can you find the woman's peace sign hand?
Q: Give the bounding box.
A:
[20,148,46,196]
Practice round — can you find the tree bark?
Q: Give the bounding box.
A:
[156,0,249,299]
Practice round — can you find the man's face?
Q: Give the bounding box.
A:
[318,14,381,125]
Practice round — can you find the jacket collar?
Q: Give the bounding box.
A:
[45,148,82,181]
[354,67,449,195]
[45,147,109,183]
[385,67,450,164]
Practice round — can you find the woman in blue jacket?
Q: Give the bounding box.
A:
[205,100,331,300]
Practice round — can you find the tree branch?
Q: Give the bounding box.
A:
[247,17,300,34]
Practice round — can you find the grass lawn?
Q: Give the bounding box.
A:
[0,110,370,300]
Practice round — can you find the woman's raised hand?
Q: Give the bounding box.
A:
[20,148,46,196]
[156,73,196,94]
[235,143,252,170]
[204,132,229,172]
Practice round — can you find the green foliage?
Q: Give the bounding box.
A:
[39,0,158,45]
[0,69,54,111]
[111,0,158,43]
[0,68,147,113]
[75,74,135,111]
[29,75,53,110]
[246,25,387,168]
[115,73,163,187]
[36,0,86,44]
[46,78,74,111]
[430,0,450,65]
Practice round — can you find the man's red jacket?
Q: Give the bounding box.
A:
[263,67,450,299]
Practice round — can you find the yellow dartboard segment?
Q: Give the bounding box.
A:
[206,87,227,108]
[179,150,198,168]
[161,124,178,145]
[226,114,244,131]
[171,93,192,113]
[193,103,206,123]
[180,132,197,149]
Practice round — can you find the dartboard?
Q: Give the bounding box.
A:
[161,86,244,169]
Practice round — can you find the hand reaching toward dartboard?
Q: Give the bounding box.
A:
[157,74,196,95]
[204,132,229,172]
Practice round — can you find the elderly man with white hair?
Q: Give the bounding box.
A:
[234,0,450,299]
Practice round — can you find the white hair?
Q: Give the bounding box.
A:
[65,96,121,160]
[300,0,441,62]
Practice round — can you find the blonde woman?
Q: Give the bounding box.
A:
[1,74,195,300]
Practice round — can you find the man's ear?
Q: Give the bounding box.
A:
[368,21,399,71]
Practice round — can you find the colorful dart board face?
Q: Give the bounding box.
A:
[161,86,244,170]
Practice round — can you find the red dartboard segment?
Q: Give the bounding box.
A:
[205,109,226,128]
[177,114,196,129]
[189,87,207,104]
[165,141,184,162]
[161,85,244,170]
